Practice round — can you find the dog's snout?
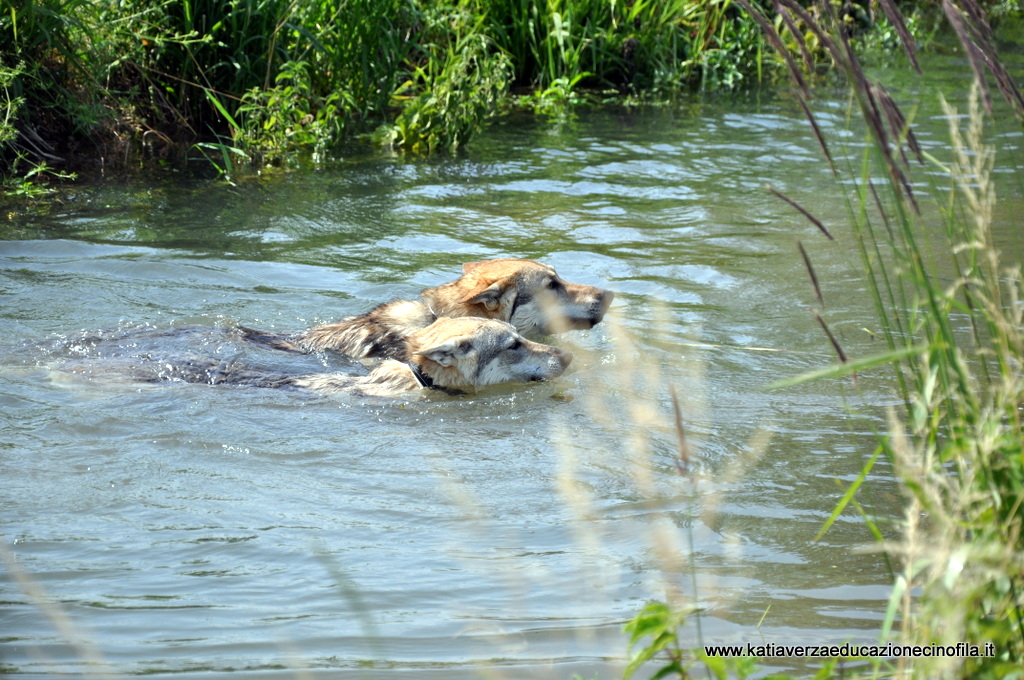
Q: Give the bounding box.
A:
[554,347,574,369]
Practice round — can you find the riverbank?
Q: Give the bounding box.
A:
[0,0,953,192]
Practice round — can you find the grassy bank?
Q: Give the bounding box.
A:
[0,0,932,188]
[623,0,1024,678]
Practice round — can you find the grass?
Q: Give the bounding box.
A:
[620,0,1024,678]
[877,86,1024,678]
[0,0,931,190]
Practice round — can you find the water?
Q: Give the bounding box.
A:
[2,53,1022,678]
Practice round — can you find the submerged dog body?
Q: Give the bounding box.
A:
[247,258,613,360]
[139,317,573,398]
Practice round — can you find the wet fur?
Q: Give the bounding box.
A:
[244,259,613,360]
[127,317,573,398]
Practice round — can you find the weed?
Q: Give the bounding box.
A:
[617,1,1024,678]
[0,0,935,183]
[758,1,1024,679]
[377,8,513,154]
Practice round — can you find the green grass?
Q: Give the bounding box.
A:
[623,1,1024,678]
[0,0,924,188]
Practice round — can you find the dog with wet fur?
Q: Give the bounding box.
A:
[140,317,573,398]
[242,258,614,360]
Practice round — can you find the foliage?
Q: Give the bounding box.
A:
[0,0,947,189]
[754,0,1024,678]
[0,0,779,180]
[0,63,22,151]
[619,1,1024,678]
[236,61,352,164]
[623,602,691,680]
[623,602,784,680]
[377,11,513,154]
[482,0,767,97]
[872,87,1024,680]
[0,60,75,197]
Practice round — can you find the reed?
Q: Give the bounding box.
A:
[620,1,1024,677]
[756,1,1024,678]
[2,0,857,183]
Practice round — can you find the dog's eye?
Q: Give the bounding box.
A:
[546,278,561,290]
[508,339,522,351]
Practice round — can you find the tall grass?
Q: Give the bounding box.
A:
[374,3,513,154]
[2,0,947,183]
[483,0,767,96]
[753,1,1024,678]
[618,1,1024,678]
[873,86,1024,679]
[2,0,918,185]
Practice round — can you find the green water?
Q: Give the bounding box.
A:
[1,52,1021,678]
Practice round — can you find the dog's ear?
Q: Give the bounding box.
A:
[417,339,467,367]
[463,281,506,311]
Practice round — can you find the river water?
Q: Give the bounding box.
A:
[2,51,1022,678]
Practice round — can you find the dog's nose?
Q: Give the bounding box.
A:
[557,349,574,368]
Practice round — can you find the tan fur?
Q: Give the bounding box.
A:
[251,259,613,360]
[284,317,574,397]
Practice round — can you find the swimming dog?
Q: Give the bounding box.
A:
[241,258,613,360]
[131,317,573,398]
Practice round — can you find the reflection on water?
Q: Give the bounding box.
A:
[1,53,1022,678]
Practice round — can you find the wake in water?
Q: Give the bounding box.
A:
[21,316,573,398]
[23,322,366,390]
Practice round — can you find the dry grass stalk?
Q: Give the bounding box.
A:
[768,184,834,240]
[797,240,826,309]
[874,0,921,73]
[811,309,848,366]
[773,1,815,73]
[868,180,896,242]
[775,0,844,68]
[0,539,118,679]
[733,0,808,96]
[872,82,924,166]
[942,0,1024,119]
[669,386,691,477]
[795,91,837,176]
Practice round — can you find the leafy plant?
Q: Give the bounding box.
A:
[192,136,248,182]
[624,601,693,680]
[378,11,513,154]
[236,61,352,164]
[0,0,939,185]
[0,61,76,198]
[624,601,766,680]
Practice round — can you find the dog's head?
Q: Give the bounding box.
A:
[408,316,573,388]
[455,258,614,336]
